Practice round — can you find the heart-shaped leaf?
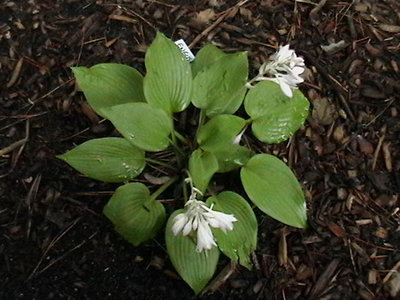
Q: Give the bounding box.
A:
[197,115,246,152]
[58,138,145,182]
[144,32,192,114]
[191,44,226,77]
[192,52,248,116]
[241,154,307,228]
[244,81,309,143]
[103,102,172,152]
[165,210,220,294]
[188,149,218,193]
[72,63,145,117]
[206,192,257,269]
[103,183,166,246]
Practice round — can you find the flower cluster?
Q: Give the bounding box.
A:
[247,45,305,98]
[172,187,237,252]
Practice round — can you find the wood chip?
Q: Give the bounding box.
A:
[108,14,138,24]
[105,37,118,47]
[387,272,400,298]
[6,57,23,88]
[351,242,370,260]
[368,270,377,285]
[321,40,348,54]
[382,143,392,172]
[327,222,346,237]
[355,219,373,226]
[308,258,340,298]
[357,135,374,155]
[378,24,400,33]
[333,124,346,144]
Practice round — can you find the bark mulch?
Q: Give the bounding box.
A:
[1,0,400,299]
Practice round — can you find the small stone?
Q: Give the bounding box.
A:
[374,227,388,239]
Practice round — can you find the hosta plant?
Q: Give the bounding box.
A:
[58,32,309,294]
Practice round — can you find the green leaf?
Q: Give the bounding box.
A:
[144,32,192,114]
[244,81,309,143]
[72,63,145,117]
[165,210,220,294]
[103,183,166,246]
[191,44,226,77]
[206,192,257,269]
[213,145,253,173]
[58,138,145,182]
[240,154,307,228]
[103,102,173,152]
[192,52,248,116]
[197,115,246,152]
[188,149,218,193]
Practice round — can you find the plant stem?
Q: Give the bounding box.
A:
[246,73,263,88]
[245,118,253,124]
[195,109,205,140]
[145,158,177,170]
[174,130,189,145]
[148,177,178,202]
[182,179,188,204]
[170,130,186,168]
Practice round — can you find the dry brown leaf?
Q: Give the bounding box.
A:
[192,9,216,26]
[312,97,337,125]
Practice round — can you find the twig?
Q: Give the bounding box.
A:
[11,119,30,168]
[27,218,81,280]
[0,138,28,156]
[371,127,386,171]
[300,51,355,121]
[309,0,328,26]
[36,232,98,276]
[25,174,42,239]
[383,261,400,283]
[189,0,249,49]
[201,261,237,295]
[59,118,107,141]
[30,79,74,105]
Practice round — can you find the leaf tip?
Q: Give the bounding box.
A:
[56,153,67,161]
[70,66,87,75]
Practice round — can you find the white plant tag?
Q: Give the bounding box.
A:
[174,39,195,62]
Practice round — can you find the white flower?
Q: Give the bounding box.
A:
[172,199,237,252]
[247,45,305,98]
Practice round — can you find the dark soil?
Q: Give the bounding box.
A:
[1,0,400,299]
